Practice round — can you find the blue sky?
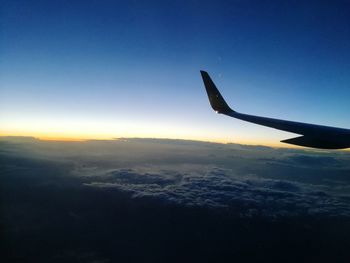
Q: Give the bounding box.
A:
[1,0,350,145]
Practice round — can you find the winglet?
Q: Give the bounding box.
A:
[200,71,234,114]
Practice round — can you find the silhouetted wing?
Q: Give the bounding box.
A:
[200,70,350,149]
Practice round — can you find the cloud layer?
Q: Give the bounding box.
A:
[85,166,350,218]
[2,136,350,219]
[2,137,350,262]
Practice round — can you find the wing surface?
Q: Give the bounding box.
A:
[200,70,350,149]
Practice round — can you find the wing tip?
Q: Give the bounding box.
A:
[200,70,234,114]
[200,70,208,77]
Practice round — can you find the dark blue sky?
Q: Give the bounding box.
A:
[1,0,350,145]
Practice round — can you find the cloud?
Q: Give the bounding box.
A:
[84,166,350,218]
[283,154,341,167]
[2,137,350,262]
[2,137,350,219]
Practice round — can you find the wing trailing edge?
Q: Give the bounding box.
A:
[281,136,350,149]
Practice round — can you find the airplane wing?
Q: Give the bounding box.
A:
[200,70,350,149]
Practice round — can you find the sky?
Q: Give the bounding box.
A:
[1,0,350,146]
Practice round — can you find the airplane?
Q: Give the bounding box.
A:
[200,70,350,149]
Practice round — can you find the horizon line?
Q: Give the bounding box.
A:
[0,135,340,151]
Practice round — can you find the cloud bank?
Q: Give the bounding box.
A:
[3,136,349,218]
[2,137,350,262]
[85,166,350,218]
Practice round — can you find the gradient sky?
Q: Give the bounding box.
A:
[1,0,350,146]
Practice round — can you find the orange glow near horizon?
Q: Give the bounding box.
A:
[2,121,348,150]
[0,117,294,147]
[0,129,304,149]
[2,131,350,151]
